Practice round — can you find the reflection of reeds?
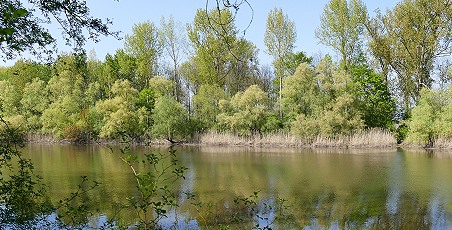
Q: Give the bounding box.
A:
[198,128,397,148]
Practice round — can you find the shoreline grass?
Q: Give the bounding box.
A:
[24,129,452,150]
[197,128,397,148]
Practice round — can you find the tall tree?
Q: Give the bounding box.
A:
[315,0,367,72]
[125,21,162,90]
[264,8,296,117]
[366,0,452,108]
[159,16,186,102]
[187,8,259,95]
[187,8,235,87]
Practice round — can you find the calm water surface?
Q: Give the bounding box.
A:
[22,144,452,229]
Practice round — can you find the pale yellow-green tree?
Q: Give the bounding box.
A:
[0,80,17,116]
[281,63,324,122]
[316,0,367,72]
[148,76,175,97]
[187,8,259,95]
[95,79,149,139]
[264,8,296,116]
[285,56,364,138]
[217,85,269,136]
[407,86,452,146]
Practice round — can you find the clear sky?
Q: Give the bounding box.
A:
[2,0,399,66]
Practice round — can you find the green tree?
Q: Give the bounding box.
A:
[187,8,259,95]
[406,86,452,146]
[316,0,367,72]
[192,84,227,130]
[281,63,324,123]
[283,51,313,76]
[217,85,270,136]
[366,0,452,107]
[148,76,175,97]
[264,8,297,117]
[40,54,86,137]
[95,79,149,139]
[125,21,161,90]
[20,78,49,131]
[351,62,395,129]
[152,95,189,142]
[284,56,364,138]
[0,80,18,116]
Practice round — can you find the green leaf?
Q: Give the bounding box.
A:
[3,28,15,35]
[13,8,28,18]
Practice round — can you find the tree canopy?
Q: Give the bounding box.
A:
[0,0,119,60]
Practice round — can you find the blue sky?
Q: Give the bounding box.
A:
[2,0,398,66]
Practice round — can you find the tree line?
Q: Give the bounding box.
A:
[0,0,451,146]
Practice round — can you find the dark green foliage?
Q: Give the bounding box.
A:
[351,63,395,129]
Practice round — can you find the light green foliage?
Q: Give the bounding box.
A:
[187,9,235,87]
[436,93,452,137]
[40,55,86,136]
[367,0,452,107]
[84,82,102,106]
[0,80,18,116]
[318,93,364,137]
[291,114,320,139]
[407,86,452,145]
[125,21,161,89]
[286,57,364,137]
[264,7,297,78]
[148,76,175,97]
[282,63,323,121]
[5,60,51,93]
[41,95,81,137]
[20,78,49,130]
[316,0,367,71]
[192,84,227,129]
[95,79,148,139]
[283,51,313,76]
[136,88,156,112]
[152,96,189,142]
[217,85,269,136]
[187,8,259,94]
[264,8,297,116]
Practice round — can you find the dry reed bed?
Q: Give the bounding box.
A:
[199,128,397,148]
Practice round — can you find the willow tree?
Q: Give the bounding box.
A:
[366,0,452,108]
[264,8,296,117]
[315,0,367,72]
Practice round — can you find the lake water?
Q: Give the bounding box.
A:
[21,144,452,229]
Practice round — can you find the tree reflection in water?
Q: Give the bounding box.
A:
[7,145,452,228]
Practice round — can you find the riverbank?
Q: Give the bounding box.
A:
[24,128,405,149]
[23,128,452,150]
